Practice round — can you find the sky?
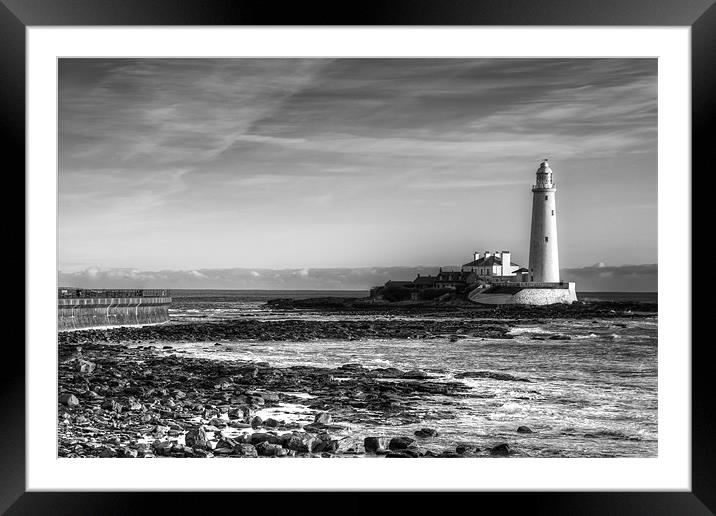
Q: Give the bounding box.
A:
[59,58,657,289]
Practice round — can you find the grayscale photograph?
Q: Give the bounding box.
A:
[57,58,657,459]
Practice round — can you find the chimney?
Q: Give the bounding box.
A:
[484,251,492,258]
[495,251,502,259]
[473,251,480,261]
[502,250,511,270]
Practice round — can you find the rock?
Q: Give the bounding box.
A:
[263,418,281,428]
[282,433,315,453]
[75,359,96,374]
[98,446,116,458]
[215,438,239,450]
[228,405,252,422]
[364,436,389,453]
[208,417,228,428]
[414,428,439,438]
[548,335,571,340]
[490,443,510,456]
[250,416,263,429]
[250,433,281,445]
[302,423,328,433]
[116,448,138,458]
[152,440,174,455]
[456,444,479,455]
[385,452,411,458]
[388,437,415,450]
[234,444,258,457]
[58,393,80,407]
[314,412,332,425]
[128,400,143,411]
[260,392,280,403]
[255,441,286,457]
[184,427,209,449]
[101,399,123,413]
[517,426,533,434]
[401,369,429,379]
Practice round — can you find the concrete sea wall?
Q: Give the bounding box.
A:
[58,296,171,330]
[469,282,577,305]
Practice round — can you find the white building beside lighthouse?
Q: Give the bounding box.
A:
[528,159,560,282]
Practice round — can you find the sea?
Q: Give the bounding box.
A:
[159,289,657,458]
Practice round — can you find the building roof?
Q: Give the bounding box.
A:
[514,268,529,273]
[463,255,502,267]
[385,280,414,288]
[413,275,438,285]
[462,256,522,268]
[436,270,476,283]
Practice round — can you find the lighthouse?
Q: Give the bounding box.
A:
[528,159,560,283]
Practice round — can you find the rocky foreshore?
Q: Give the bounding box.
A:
[263,297,658,318]
[58,343,523,458]
[58,318,515,345]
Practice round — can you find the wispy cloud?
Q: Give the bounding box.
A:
[59,58,657,271]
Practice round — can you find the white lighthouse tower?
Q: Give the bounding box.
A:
[528,159,560,283]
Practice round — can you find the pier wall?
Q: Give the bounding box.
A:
[58,296,171,330]
[469,282,577,305]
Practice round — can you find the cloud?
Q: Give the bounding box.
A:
[59,264,657,292]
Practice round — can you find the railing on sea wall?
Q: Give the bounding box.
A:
[58,288,170,299]
[486,281,571,289]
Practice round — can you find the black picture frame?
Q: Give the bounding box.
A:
[5,0,710,513]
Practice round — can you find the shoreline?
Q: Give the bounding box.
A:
[57,299,657,459]
[59,342,511,458]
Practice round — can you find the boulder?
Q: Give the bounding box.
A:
[388,437,415,450]
[208,417,228,428]
[414,428,439,438]
[184,427,209,449]
[282,433,315,453]
[215,438,239,450]
[101,399,123,413]
[364,436,389,453]
[401,370,429,379]
[517,426,533,434]
[75,359,96,374]
[228,405,252,422]
[97,446,116,458]
[261,392,280,403]
[314,412,332,425]
[250,416,263,429]
[234,443,258,457]
[489,443,510,456]
[255,441,286,457]
[250,432,281,445]
[58,393,80,407]
[263,418,281,428]
[455,444,479,455]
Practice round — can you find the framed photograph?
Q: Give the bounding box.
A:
[8,0,711,512]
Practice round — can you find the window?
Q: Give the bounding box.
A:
[552,210,555,216]
[545,236,549,242]
[545,195,548,200]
